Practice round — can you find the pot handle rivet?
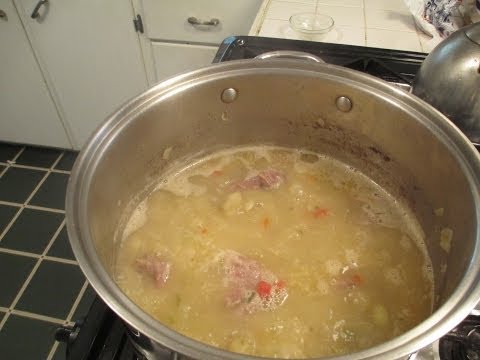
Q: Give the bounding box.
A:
[221,88,238,103]
[336,96,353,112]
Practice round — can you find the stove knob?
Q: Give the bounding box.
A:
[55,320,82,344]
[55,327,74,343]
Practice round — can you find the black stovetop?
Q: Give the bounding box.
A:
[57,37,477,360]
[213,36,426,88]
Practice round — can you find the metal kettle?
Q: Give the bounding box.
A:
[413,22,480,145]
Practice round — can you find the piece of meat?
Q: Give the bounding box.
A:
[231,169,285,191]
[216,250,288,314]
[258,169,285,189]
[136,255,171,287]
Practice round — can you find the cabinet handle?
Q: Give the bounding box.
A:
[0,10,7,20]
[187,17,219,27]
[31,0,48,19]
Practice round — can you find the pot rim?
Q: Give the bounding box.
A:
[66,58,480,360]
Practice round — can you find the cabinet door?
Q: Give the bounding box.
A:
[151,42,217,81]
[0,0,71,148]
[142,0,262,44]
[15,0,148,149]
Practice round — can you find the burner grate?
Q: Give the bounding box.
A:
[213,36,426,90]
[439,315,480,360]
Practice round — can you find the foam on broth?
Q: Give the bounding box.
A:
[115,146,433,358]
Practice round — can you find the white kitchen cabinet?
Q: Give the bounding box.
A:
[14,0,148,149]
[134,0,261,83]
[0,0,71,148]
[151,42,218,81]
[142,0,262,44]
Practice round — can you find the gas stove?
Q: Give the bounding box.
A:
[56,37,480,360]
[213,36,426,92]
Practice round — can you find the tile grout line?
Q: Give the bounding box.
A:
[52,169,71,175]
[0,147,72,182]
[2,163,51,172]
[0,162,71,175]
[66,280,89,322]
[0,243,78,265]
[46,277,89,360]
[0,152,67,248]
[26,204,65,214]
[0,147,27,242]
[274,0,315,4]
[0,172,51,246]
[42,218,66,256]
[0,207,24,243]
[0,200,66,214]
[0,217,65,331]
[46,341,60,360]
[0,166,8,178]
[44,255,78,265]
[11,146,26,162]
[50,151,65,171]
[0,151,62,245]
[55,151,66,167]
[0,200,22,207]
[0,247,40,259]
[362,26,418,33]
[10,309,65,325]
[0,247,78,265]
[0,146,25,175]
[21,151,62,207]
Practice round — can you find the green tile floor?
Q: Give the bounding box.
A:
[0,143,96,359]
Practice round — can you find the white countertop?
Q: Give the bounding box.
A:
[249,0,438,53]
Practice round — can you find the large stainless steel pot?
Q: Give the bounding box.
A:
[66,57,480,360]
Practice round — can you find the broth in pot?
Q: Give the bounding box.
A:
[115,146,433,358]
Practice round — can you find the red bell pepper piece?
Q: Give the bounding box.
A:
[256,280,272,299]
